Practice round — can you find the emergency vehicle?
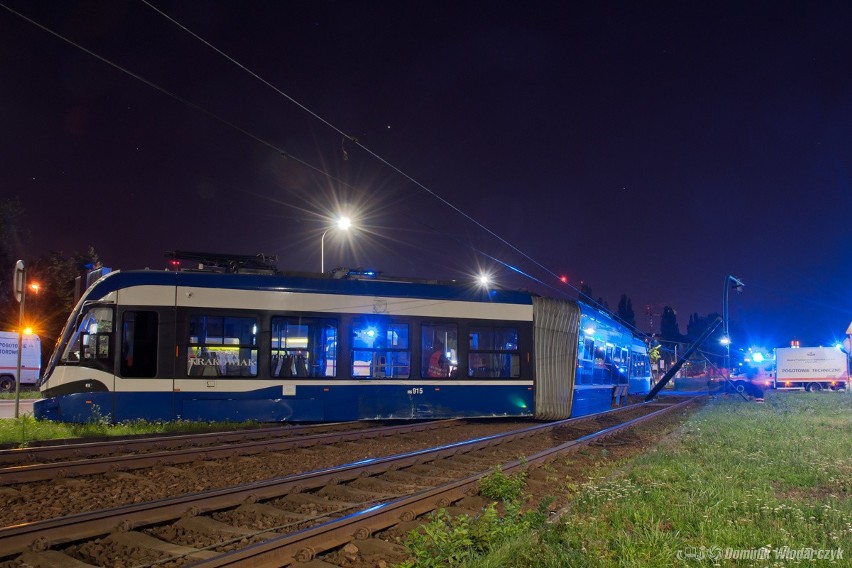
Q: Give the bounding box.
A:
[0,331,42,392]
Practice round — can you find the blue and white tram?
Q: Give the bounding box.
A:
[35,269,650,423]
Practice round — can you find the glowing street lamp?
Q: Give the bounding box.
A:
[320,216,352,273]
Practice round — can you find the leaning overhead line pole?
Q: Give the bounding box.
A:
[645,317,724,402]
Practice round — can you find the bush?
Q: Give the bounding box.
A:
[478,467,527,503]
[400,468,553,567]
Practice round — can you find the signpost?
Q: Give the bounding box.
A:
[13,260,25,418]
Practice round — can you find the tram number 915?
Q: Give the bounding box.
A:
[407,387,424,395]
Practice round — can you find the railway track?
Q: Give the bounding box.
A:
[0,420,421,465]
[0,420,459,484]
[0,419,534,527]
[0,398,699,567]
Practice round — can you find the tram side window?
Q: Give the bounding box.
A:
[187,315,257,377]
[614,347,629,384]
[576,337,595,385]
[468,326,520,378]
[62,307,114,367]
[631,353,648,378]
[592,345,608,384]
[121,311,158,378]
[592,343,619,385]
[422,324,458,378]
[351,319,410,378]
[271,317,337,377]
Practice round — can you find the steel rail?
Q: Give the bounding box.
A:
[0,399,691,558]
[0,421,373,465]
[0,419,457,484]
[191,397,698,567]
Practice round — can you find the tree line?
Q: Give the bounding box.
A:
[0,198,98,359]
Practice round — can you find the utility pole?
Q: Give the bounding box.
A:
[722,275,745,387]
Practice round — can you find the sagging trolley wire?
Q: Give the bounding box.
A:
[3,1,644,338]
[139,1,655,338]
[3,1,585,300]
[0,2,331,183]
[138,1,570,289]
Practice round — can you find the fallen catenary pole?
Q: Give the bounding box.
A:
[645,316,723,402]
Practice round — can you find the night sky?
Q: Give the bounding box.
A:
[2,0,851,349]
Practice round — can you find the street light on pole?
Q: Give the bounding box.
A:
[320,216,352,273]
[722,274,745,386]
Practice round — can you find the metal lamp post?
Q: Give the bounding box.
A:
[320,216,352,273]
[722,275,745,387]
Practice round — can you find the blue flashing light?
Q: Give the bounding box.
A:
[752,352,765,363]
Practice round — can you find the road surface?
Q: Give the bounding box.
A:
[0,399,35,419]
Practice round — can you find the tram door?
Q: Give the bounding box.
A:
[115,309,175,421]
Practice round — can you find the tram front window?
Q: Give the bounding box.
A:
[61,306,115,371]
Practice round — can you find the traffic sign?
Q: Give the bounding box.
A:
[13,260,24,304]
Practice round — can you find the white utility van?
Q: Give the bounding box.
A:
[775,346,848,392]
[0,331,41,391]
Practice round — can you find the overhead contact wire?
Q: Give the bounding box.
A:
[141,0,565,287]
[5,2,634,336]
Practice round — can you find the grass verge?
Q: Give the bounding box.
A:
[0,390,41,400]
[401,392,852,567]
[0,412,261,447]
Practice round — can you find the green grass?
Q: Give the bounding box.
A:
[1,393,265,446]
[0,390,41,400]
[402,392,852,567]
[0,412,262,447]
[401,469,550,568]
